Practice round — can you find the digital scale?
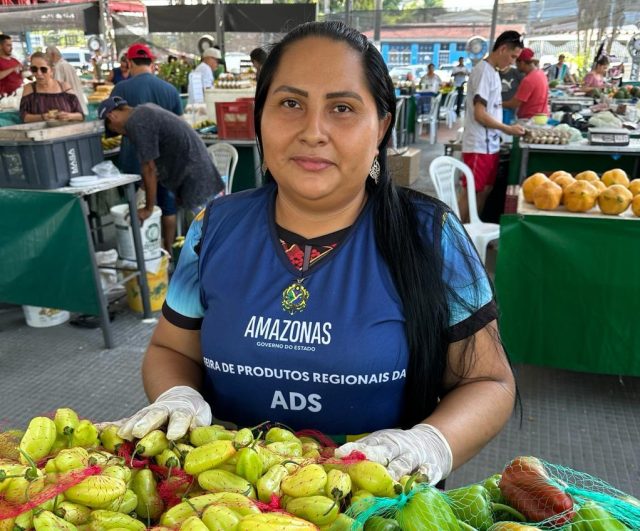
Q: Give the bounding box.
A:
[588,128,630,146]
[550,100,593,113]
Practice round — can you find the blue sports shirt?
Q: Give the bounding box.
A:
[164,184,495,434]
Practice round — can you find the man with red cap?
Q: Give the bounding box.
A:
[111,43,183,252]
[503,48,549,120]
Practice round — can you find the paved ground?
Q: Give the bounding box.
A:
[1,117,638,497]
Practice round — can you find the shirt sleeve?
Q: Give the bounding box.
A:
[203,67,214,89]
[111,83,123,99]
[162,209,206,329]
[127,111,160,163]
[583,73,601,88]
[440,213,497,341]
[514,74,533,103]
[19,93,33,121]
[66,93,83,115]
[472,65,494,105]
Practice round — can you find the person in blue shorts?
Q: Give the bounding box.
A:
[105,21,516,486]
[111,43,184,252]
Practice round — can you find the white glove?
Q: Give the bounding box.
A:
[334,423,453,485]
[103,386,212,441]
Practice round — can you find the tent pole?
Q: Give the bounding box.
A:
[99,0,116,68]
[488,0,499,50]
[216,0,225,54]
[373,0,382,48]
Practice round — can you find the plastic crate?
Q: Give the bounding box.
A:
[0,132,103,189]
[215,100,255,140]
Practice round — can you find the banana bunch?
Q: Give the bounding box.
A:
[193,119,216,130]
[101,135,122,151]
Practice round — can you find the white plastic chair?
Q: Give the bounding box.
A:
[207,143,239,195]
[439,91,457,129]
[428,156,499,264]
[415,93,441,145]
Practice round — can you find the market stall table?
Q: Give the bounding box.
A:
[511,138,640,185]
[549,96,594,113]
[495,192,640,376]
[0,174,152,348]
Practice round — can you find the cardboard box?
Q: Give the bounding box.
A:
[387,147,421,186]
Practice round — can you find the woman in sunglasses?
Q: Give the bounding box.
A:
[19,52,84,123]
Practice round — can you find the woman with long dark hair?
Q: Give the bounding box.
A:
[106,21,516,486]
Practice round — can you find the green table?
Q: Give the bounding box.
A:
[495,210,640,376]
[0,175,151,348]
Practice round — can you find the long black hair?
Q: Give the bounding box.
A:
[254,21,507,428]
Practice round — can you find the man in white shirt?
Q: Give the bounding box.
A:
[46,46,88,115]
[419,64,441,93]
[451,57,469,117]
[459,31,526,222]
[193,47,221,90]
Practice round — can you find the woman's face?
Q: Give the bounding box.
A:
[261,37,390,211]
[595,63,608,75]
[31,57,51,84]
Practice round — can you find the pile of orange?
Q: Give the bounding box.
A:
[522,168,640,217]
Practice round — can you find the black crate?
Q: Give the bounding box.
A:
[0,132,104,189]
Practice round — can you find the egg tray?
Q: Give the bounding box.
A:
[522,128,571,145]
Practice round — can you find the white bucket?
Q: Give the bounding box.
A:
[110,204,162,261]
[23,306,70,328]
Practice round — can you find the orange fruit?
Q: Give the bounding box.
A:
[601,168,629,187]
[591,180,606,194]
[533,181,563,210]
[549,170,572,182]
[632,195,640,217]
[522,173,549,203]
[553,174,576,190]
[563,181,598,212]
[598,184,633,215]
[628,179,640,197]
[575,170,599,182]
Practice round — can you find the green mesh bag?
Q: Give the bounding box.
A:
[346,457,639,530]
[496,456,640,529]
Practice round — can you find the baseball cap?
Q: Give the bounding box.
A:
[202,48,222,60]
[127,43,154,61]
[98,96,128,120]
[518,48,535,62]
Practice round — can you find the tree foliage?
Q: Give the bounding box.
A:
[327,0,442,12]
[576,0,630,68]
